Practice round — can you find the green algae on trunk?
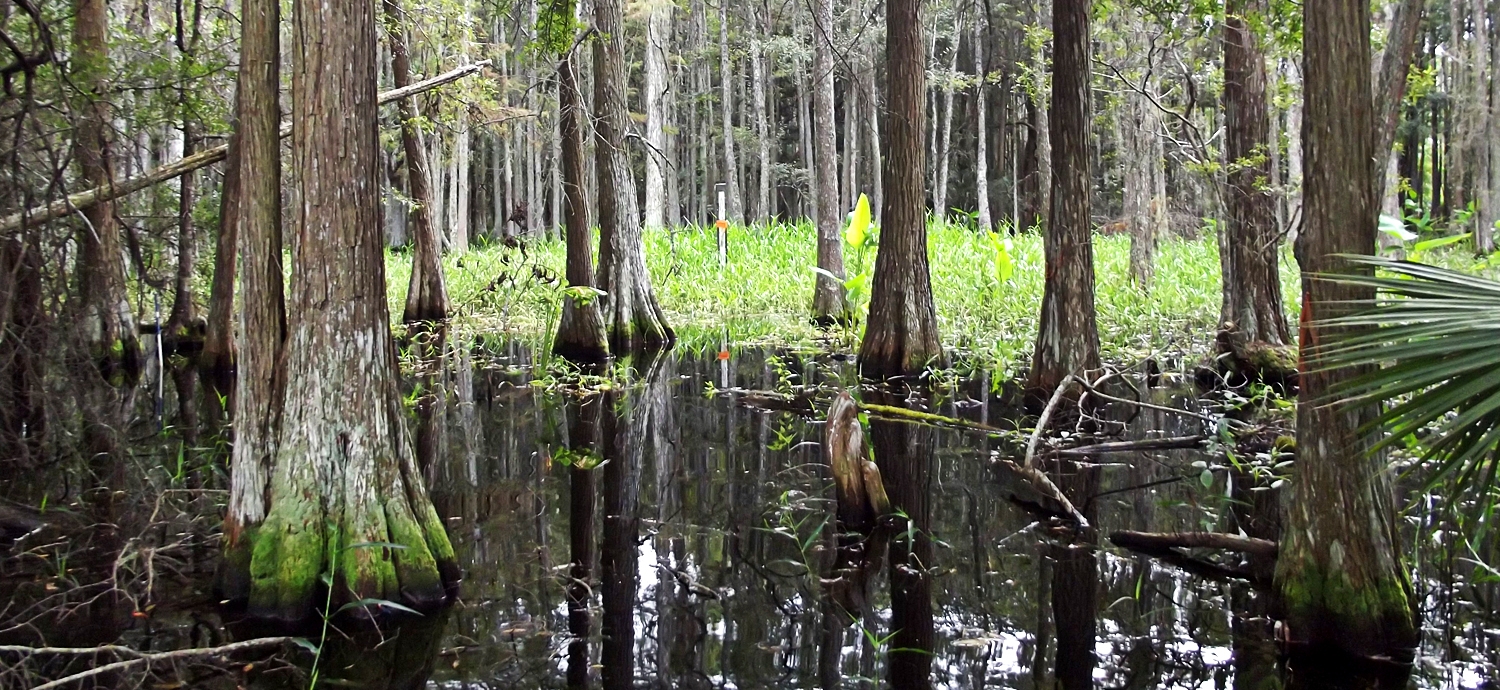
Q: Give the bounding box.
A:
[220,0,457,624]
[1278,0,1417,660]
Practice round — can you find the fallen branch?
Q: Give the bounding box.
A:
[0,60,492,234]
[4,636,293,690]
[859,402,1016,438]
[995,458,1090,529]
[1052,435,1207,458]
[1109,530,1277,557]
[1024,374,1078,470]
[1119,542,1267,588]
[730,388,1021,440]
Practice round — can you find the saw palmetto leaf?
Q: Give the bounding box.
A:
[1315,255,1500,511]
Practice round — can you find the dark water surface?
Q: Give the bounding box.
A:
[391,343,1493,689]
[3,342,1496,689]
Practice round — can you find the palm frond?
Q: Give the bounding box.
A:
[1315,255,1500,509]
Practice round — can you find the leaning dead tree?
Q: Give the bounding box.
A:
[0,61,492,235]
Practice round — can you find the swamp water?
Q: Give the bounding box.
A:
[3,343,1496,689]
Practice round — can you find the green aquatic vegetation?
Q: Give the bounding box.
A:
[388,221,1306,374]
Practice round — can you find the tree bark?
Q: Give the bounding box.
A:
[1027,0,1099,396]
[448,90,471,251]
[843,77,860,211]
[220,0,287,606]
[718,1,742,224]
[71,0,140,380]
[1446,0,1482,229]
[870,405,935,690]
[973,23,991,232]
[858,0,943,378]
[933,19,961,221]
[223,0,457,622]
[865,51,883,224]
[553,49,609,363]
[1485,9,1500,253]
[751,2,772,224]
[644,0,671,230]
[1278,0,1417,658]
[798,62,815,222]
[167,3,204,345]
[595,0,672,353]
[1219,0,1292,378]
[810,0,849,323]
[1023,0,1052,231]
[1372,0,1424,193]
[201,131,239,390]
[1120,83,1162,292]
[565,393,599,689]
[386,0,451,323]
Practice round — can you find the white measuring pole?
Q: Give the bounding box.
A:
[715,182,728,268]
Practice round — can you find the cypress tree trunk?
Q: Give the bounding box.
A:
[1277,0,1417,658]
[933,19,961,221]
[858,0,943,378]
[201,131,239,392]
[1484,20,1500,254]
[865,50,883,222]
[751,3,772,224]
[798,63,815,221]
[1023,0,1052,231]
[644,0,671,230]
[565,393,599,689]
[810,0,849,323]
[1219,0,1292,380]
[843,77,860,211]
[1372,0,1424,194]
[1027,0,1099,395]
[1120,85,1161,292]
[167,124,201,342]
[386,0,451,323]
[870,408,935,690]
[595,0,672,352]
[599,359,663,690]
[553,51,609,363]
[223,0,457,622]
[973,23,991,232]
[166,0,203,345]
[71,0,141,381]
[718,1,742,224]
[220,0,287,605]
[449,98,471,250]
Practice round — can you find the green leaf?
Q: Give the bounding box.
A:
[1199,468,1214,489]
[290,637,320,654]
[336,597,423,616]
[1320,255,1500,517]
[345,541,411,551]
[1412,232,1472,253]
[1378,213,1417,242]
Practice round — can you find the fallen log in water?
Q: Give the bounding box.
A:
[0,61,495,234]
[1051,435,1208,457]
[1108,530,1278,588]
[1109,530,1278,557]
